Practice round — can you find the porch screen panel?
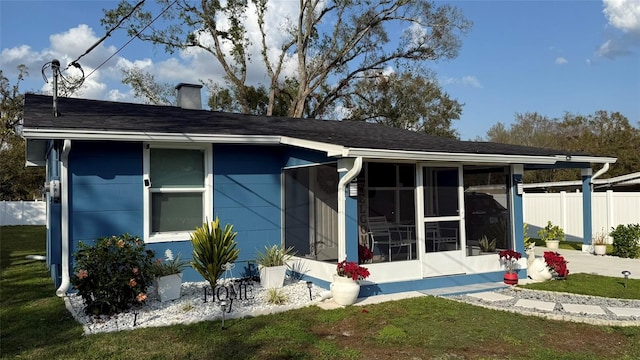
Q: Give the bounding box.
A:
[312,165,338,261]
[284,163,338,262]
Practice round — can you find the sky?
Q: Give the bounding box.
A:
[1,0,639,140]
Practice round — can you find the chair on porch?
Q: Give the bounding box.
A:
[367,216,415,261]
[425,223,459,251]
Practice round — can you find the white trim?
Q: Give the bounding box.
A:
[56,140,71,297]
[346,148,614,164]
[24,128,616,165]
[143,143,212,243]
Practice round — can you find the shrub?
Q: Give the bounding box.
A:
[71,233,155,315]
[610,224,640,259]
[537,221,565,242]
[190,217,240,289]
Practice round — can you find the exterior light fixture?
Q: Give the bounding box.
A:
[622,270,631,288]
[306,281,313,300]
[220,300,228,330]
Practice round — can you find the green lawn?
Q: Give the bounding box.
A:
[1,226,639,360]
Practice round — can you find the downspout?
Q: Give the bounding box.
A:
[56,139,71,297]
[590,163,610,185]
[337,157,362,261]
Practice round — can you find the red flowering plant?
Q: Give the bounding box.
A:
[543,251,569,278]
[358,244,374,263]
[337,260,370,281]
[498,249,522,274]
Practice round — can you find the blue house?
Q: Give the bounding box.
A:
[22,85,615,298]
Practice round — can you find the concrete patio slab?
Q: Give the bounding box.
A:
[515,299,556,311]
[468,291,513,302]
[607,307,640,318]
[562,303,607,315]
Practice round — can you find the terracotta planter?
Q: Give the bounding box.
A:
[154,273,183,302]
[503,272,518,285]
[330,275,360,305]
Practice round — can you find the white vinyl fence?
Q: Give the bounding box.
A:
[0,201,46,226]
[524,190,640,243]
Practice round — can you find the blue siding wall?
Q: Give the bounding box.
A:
[213,145,285,265]
[68,141,143,253]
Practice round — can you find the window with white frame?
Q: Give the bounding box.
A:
[144,144,212,241]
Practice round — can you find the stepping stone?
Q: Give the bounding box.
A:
[607,307,640,318]
[514,299,556,311]
[468,292,513,302]
[562,303,607,315]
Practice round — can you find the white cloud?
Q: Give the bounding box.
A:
[441,75,482,88]
[603,0,640,34]
[598,0,640,58]
[555,57,568,65]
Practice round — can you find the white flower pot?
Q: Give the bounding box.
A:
[545,240,559,250]
[154,273,182,302]
[330,275,360,306]
[594,244,607,256]
[259,265,287,288]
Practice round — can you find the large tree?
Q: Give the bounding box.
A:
[103,0,471,119]
[486,111,640,183]
[344,71,462,138]
[0,66,45,200]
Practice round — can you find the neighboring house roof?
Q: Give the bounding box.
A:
[22,94,616,165]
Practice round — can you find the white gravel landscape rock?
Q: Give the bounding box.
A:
[65,279,330,335]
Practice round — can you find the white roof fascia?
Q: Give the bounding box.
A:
[523,172,640,189]
[22,129,283,144]
[523,180,581,189]
[554,155,617,164]
[278,136,345,156]
[344,148,559,164]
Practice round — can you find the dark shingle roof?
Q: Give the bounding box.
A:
[22,93,597,158]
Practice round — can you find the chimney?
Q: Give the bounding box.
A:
[175,83,203,110]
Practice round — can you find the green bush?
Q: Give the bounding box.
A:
[190,217,240,289]
[609,224,640,259]
[71,233,155,315]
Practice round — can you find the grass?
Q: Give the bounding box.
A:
[2,225,639,360]
[520,273,640,299]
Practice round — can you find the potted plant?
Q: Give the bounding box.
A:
[592,230,608,256]
[255,244,295,288]
[358,244,374,263]
[151,249,189,302]
[331,260,370,305]
[479,235,497,253]
[537,221,564,249]
[543,251,569,278]
[498,249,522,285]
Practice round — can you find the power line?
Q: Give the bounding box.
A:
[66,0,147,71]
[84,0,178,81]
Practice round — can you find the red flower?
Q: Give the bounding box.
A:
[544,251,569,278]
[498,250,522,273]
[337,260,370,281]
[358,244,374,263]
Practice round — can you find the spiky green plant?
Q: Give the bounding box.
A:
[266,288,288,305]
[190,217,240,289]
[255,244,296,267]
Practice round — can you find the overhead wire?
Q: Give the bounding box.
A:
[84,0,178,81]
[65,0,147,71]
